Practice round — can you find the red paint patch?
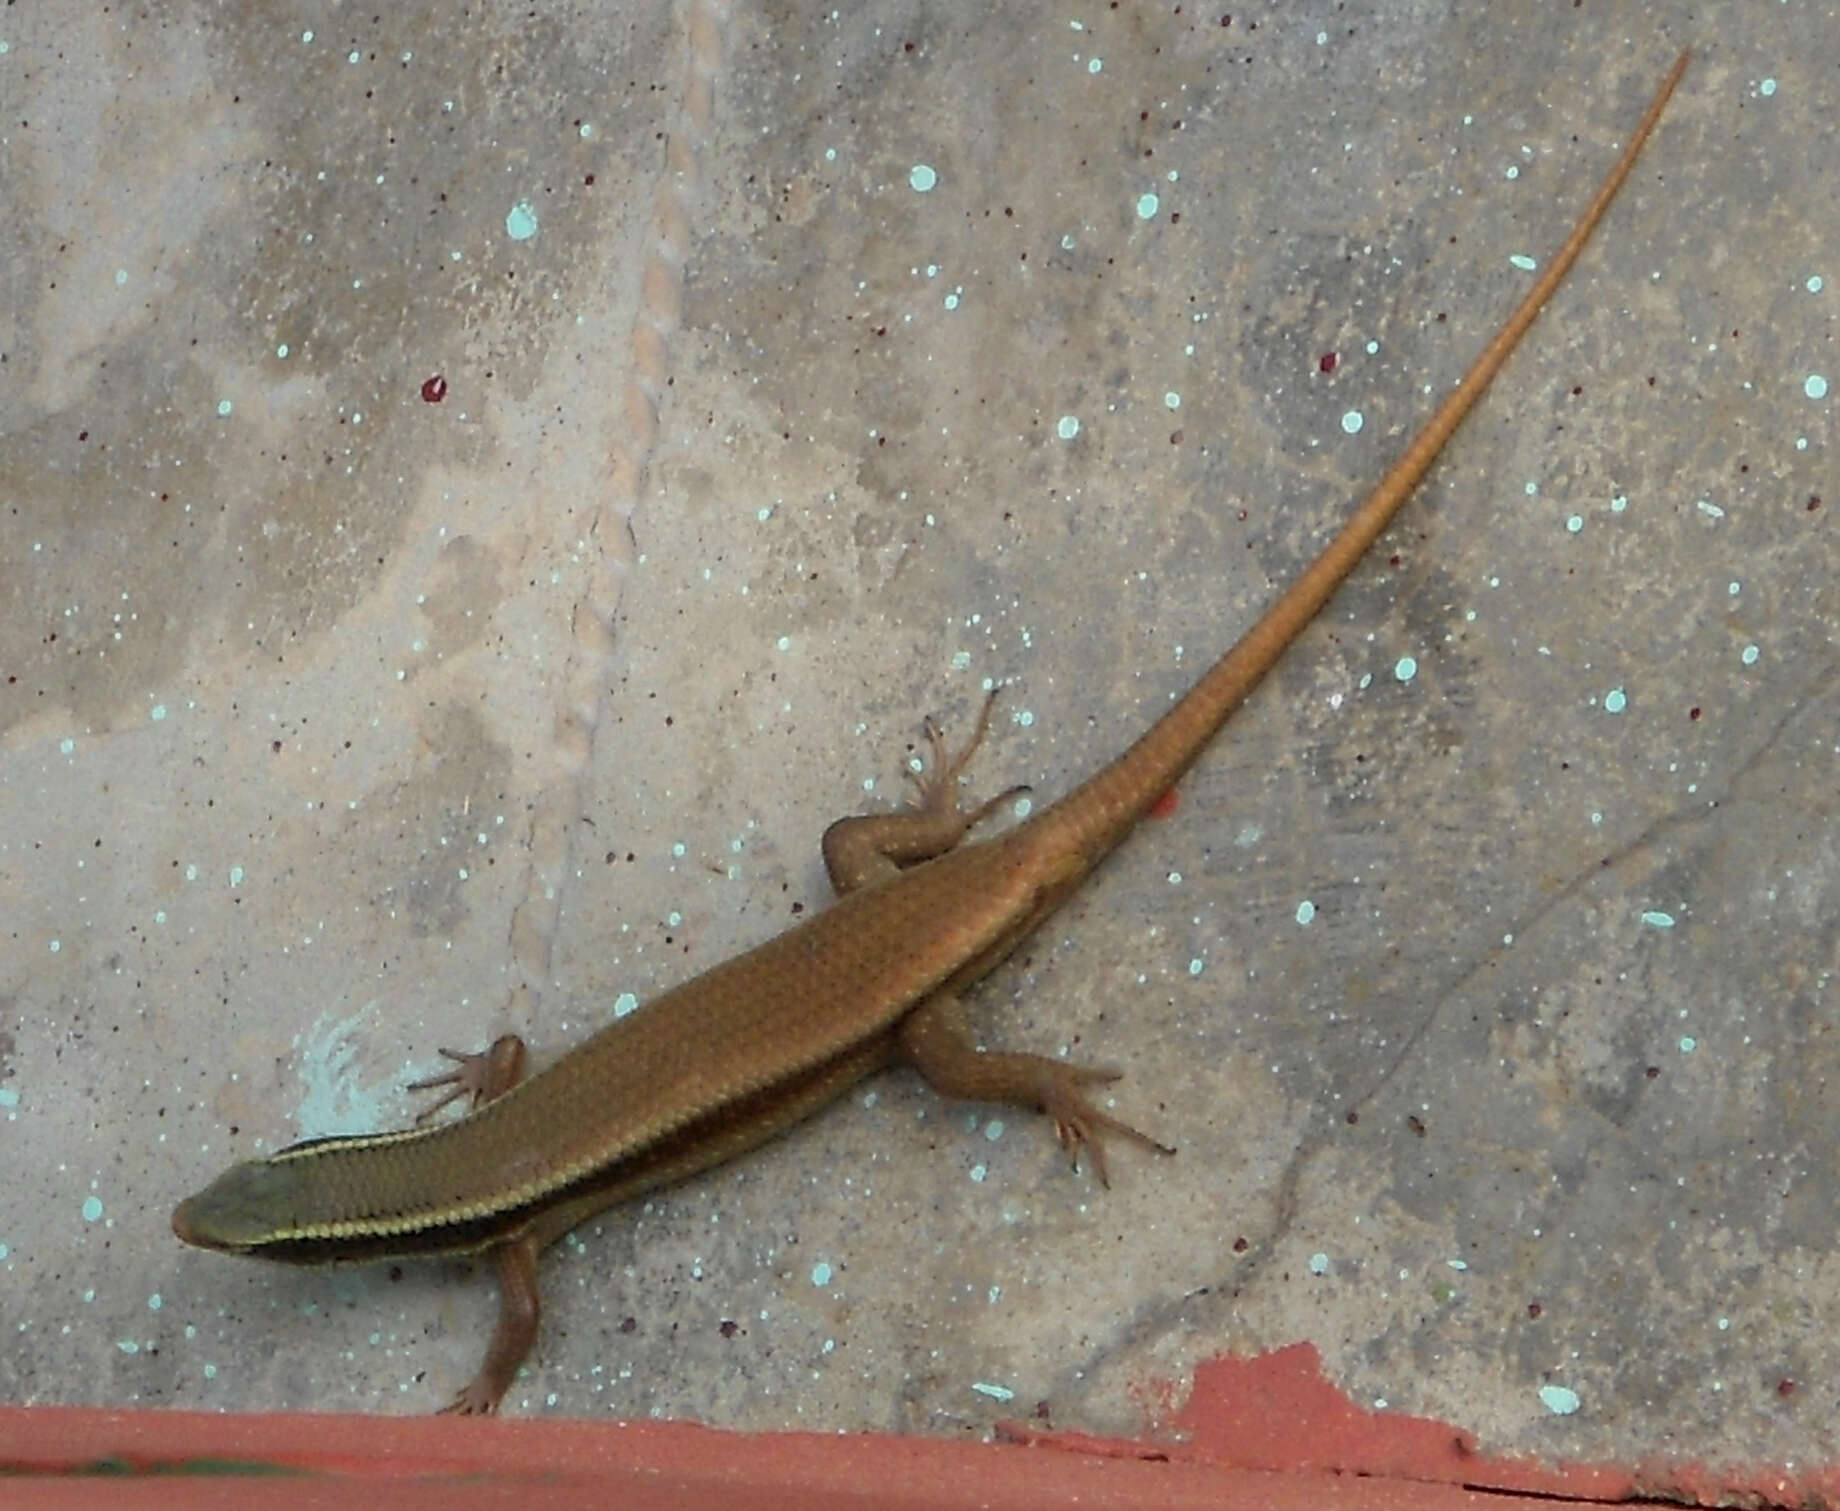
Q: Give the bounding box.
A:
[1002,1341,1839,1506]
[1148,787,1181,820]
[420,374,448,403]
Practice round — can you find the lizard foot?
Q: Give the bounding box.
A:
[406,1034,527,1123]
[1034,1063,1175,1188]
[439,1380,502,1416]
[907,686,1029,824]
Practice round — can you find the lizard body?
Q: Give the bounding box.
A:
[172,52,1688,1413]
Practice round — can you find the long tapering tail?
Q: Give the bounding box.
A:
[1034,50,1689,865]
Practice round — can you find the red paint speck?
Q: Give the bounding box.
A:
[1148,787,1182,820]
[421,374,448,403]
[1319,352,1338,374]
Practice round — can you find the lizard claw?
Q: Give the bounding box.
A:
[1039,1064,1175,1188]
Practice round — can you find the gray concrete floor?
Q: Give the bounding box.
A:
[4,0,1836,1467]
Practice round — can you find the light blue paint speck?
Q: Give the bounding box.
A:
[1446,1258,1468,1271]
[82,1196,104,1222]
[810,1262,833,1287]
[944,290,960,310]
[505,201,539,241]
[153,910,166,924]
[672,842,687,857]
[1188,958,1205,977]
[1760,77,1777,97]
[613,991,640,1019]
[1393,656,1417,683]
[1505,165,1520,181]
[908,163,937,192]
[1679,1036,1697,1054]
[1365,339,1379,355]
[969,1163,988,1182]
[115,268,129,287]
[1135,192,1160,220]
[578,122,594,139]
[776,635,792,652]
[149,1293,163,1312]
[1696,498,1726,520]
[1509,254,1537,273]
[301,29,314,42]
[1741,644,1760,666]
[1539,1384,1581,1415]
[971,1381,1015,1402]
[1805,374,1829,400]
[1728,581,1742,596]
[117,1341,142,1356]
[1603,688,1627,714]
[217,399,233,417]
[1641,910,1677,929]
[0,1088,18,1108]
[756,505,773,522]
[1056,415,1081,440]
[276,343,290,359]
[1524,480,1540,496]
[228,866,244,887]
[347,49,361,65]
[1295,900,1316,926]
[1566,515,1584,534]
[0,1243,8,1260]
[1164,391,1181,410]
[60,738,75,755]
[1061,233,1076,250]
[1611,494,1628,513]
[48,940,60,954]
[1308,1252,1330,1274]
[1340,410,1364,435]
[983,1119,1005,1142]
[150,703,167,722]
[1808,276,1824,294]
[0,40,11,55]
[1087,57,1103,75]
[667,910,684,927]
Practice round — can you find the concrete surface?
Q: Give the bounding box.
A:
[3,0,1836,1474]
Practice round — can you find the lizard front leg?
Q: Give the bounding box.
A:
[405,1036,542,1414]
[821,688,1027,894]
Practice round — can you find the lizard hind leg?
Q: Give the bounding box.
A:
[821,687,1029,894]
[897,992,1174,1188]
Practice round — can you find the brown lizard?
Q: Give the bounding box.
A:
[172,51,1688,1413]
